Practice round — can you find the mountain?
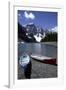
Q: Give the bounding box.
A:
[18,23,47,42]
[18,23,36,42]
[18,23,26,40]
[25,23,46,42]
[18,22,57,42]
[26,23,37,35]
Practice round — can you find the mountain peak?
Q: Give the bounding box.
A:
[27,22,34,26]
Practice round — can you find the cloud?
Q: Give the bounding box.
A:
[51,26,58,32]
[24,11,35,20]
[18,13,21,17]
[49,26,58,32]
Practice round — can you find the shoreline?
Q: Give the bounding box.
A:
[44,42,57,47]
[18,58,57,79]
[18,41,57,47]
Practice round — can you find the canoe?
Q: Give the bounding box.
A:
[31,54,57,65]
[31,54,52,61]
[19,54,30,67]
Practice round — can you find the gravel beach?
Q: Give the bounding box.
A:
[18,58,57,79]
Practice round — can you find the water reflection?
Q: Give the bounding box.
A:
[18,43,57,58]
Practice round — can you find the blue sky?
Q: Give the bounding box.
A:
[18,10,57,31]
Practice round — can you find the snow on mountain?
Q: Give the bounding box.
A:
[34,34,42,42]
[34,33,45,42]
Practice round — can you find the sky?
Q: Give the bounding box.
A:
[18,10,57,31]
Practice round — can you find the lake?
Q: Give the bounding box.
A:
[18,42,57,59]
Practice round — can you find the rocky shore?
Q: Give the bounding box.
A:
[18,58,57,79]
